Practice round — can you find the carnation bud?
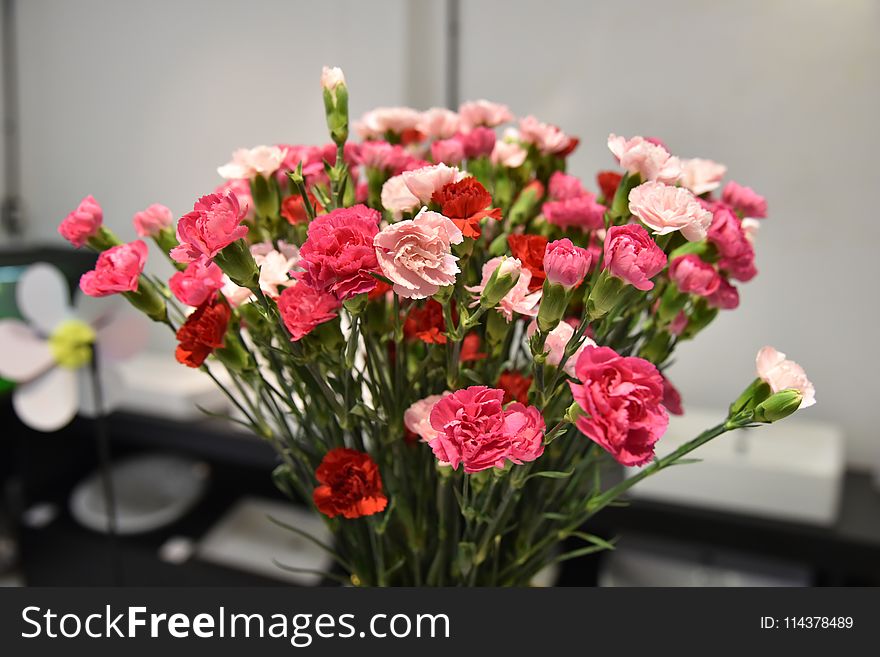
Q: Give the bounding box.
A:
[479,257,520,310]
[87,226,122,252]
[123,278,168,324]
[728,377,772,417]
[586,270,625,320]
[753,389,803,423]
[322,66,349,147]
[536,280,569,332]
[564,402,586,424]
[214,331,252,373]
[214,239,260,291]
[507,180,545,227]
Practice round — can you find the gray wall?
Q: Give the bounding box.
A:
[3,0,877,467]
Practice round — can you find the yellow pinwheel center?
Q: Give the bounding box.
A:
[48,319,96,370]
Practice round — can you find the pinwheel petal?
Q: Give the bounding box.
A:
[12,366,78,432]
[16,263,74,336]
[0,319,54,381]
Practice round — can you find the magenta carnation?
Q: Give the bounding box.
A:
[428,386,546,473]
[79,240,147,297]
[708,206,757,282]
[569,346,668,467]
[277,281,340,341]
[542,194,606,231]
[721,181,767,219]
[669,254,721,297]
[603,224,667,291]
[171,192,249,263]
[297,204,382,300]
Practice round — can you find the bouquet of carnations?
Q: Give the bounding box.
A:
[57,67,815,586]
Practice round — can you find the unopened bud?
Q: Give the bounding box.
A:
[754,389,803,423]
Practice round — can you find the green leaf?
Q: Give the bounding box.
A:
[567,531,617,551]
[524,470,574,482]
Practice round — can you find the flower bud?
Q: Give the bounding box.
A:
[123,278,168,323]
[536,280,568,332]
[586,269,624,320]
[728,377,772,417]
[753,389,803,423]
[564,402,586,424]
[214,239,260,291]
[478,256,521,310]
[322,66,349,146]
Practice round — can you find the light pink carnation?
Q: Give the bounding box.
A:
[374,209,463,299]
[380,174,421,219]
[58,195,103,247]
[417,108,461,139]
[277,281,340,342]
[669,254,721,297]
[458,100,513,130]
[217,145,286,180]
[603,224,667,291]
[569,346,669,467]
[133,203,173,237]
[680,158,727,195]
[431,138,465,165]
[490,140,527,168]
[543,194,606,231]
[722,181,767,218]
[404,393,447,443]
[79,241,147,297]
[252,240,299,298]
[428,386,545,473]
[297,204,381,300]
[628,181,713,242]
[355,106,421,139]
[607,134,681,184]
[544,238,592,289]
[320,66,345,91]
[756,346,816,408]
[467,257,542,321]
[527,320,595,377]
[169,258,224,307]
[171,192,249,263]
[401,164,467,204]
[518,116,573,155]
[220,276,253,307]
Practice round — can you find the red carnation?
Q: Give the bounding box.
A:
[281,193,323,225]
[175,297,231,368]
[431,177,502,238]
[403,299,454,344]
[313,448,388,519]
[597,171,623,203]
[498,370,533,405]
[507,234,548,291]
[459,332,487,362]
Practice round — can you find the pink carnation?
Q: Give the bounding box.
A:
[458,100,513,130]
[603,224,667,291]
[171,192,248,263]
[431,138,465,165]
[133,203,173,237]
[169,258,224,307]
[79,240,147,297]
[548,172,587,201]
[428,386,545,473]
[490,140,527,168]
[355,106,421,139]
[404,394,447,443]
[214,179,253,220]
[543,194,606,231]
[297,204,381,300]
[607,134,682,184]
[458,127,496,159]
[518,116,574,155]
[381,174,420,219]
[706,277,740,310]
[668,311,688,336]
[679,158,727,195]
[58,195,103,248]
[277,281,339,341]
[708,206,757,282]
[543,238,591,289]
[756,346,816,408]
[669,254,721,297]
[661,375,684,415]
[374,209,463,299]
[401,164,467,204]
[217,145,286,180]
[417,108,461,139]
[628,181,713,242]
[722,181,767,218]
[569,346,669,467]
[358,141,415,173]
[467,257,542,321]
[252,240,299,298]
[527,320,595,377]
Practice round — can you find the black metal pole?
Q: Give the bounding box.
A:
[1,0,22,237]
[89,348,123,585]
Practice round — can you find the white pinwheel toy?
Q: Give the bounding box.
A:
[0,262,147,431]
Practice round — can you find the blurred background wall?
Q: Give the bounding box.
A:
[1,0,877,467]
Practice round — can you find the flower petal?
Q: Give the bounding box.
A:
[16,263,73,335]
[0,319,54,381]
[12,366,78,432]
